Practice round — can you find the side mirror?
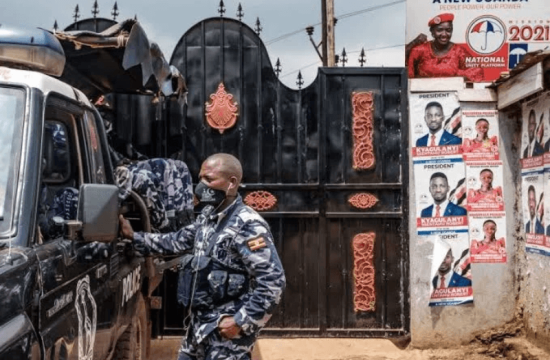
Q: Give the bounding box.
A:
[72,184,120,242]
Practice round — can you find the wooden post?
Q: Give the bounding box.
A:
[326,0,335,67]
[321,0,327,66]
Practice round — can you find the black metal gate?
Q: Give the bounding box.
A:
[60,9,408,338]
[150,17,410,337]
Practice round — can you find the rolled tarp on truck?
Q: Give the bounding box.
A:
[52,18,187,103]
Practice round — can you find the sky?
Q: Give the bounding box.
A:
[0,0,406,88]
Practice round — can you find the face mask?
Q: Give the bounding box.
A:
[194,181,227,211]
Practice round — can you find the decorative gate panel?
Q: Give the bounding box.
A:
[161,18,407,337]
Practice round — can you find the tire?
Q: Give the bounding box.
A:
[113,294,149,360]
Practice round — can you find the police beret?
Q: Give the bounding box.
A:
[428,13,454,27]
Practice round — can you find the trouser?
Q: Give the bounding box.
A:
[177,329,252,360]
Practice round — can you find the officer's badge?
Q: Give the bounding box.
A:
[247,237,267,251]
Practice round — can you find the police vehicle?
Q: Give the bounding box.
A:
[0,23,182,359]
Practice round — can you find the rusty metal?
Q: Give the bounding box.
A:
[150,296,163,310]
[205,83,239,134]
[352,91,376,170]
[244,191,277,211]
[352,233,376,312]
[348,193,379,209]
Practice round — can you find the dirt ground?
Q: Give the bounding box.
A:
[150,334,550,360]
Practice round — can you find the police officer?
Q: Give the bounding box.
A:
[119,153,286,360]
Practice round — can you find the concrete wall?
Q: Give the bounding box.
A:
[409,86,518,348]
[507,101,550,353]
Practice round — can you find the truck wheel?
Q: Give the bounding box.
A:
[113,294,148,360]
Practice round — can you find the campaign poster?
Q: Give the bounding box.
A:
[462,110,500,161]
[521,95,545,170]
[414,157,468,234]
[522,169,547,255]
[465,161,504,212]
[544,168,550,255]
[406,1,550,82]
[469,212,507,263]
[429,235,473,307]
[410,92,462,159]
[539,92,550,166]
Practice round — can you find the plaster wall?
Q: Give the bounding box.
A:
[508,101,550,353]
[409,99,517,348]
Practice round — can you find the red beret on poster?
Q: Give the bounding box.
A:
[428,13,454,27]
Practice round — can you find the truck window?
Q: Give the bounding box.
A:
[0,87,25,226]
[83,110,106,184]
[38,102,84,242]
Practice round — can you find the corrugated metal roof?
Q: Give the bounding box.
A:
[493,49,550,86]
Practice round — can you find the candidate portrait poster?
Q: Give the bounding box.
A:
[544,168,550,256]
[539,92,550,166]
[522,169,547,255]
[411,92,462,159]
[469,212,507,263]
[465,161,504,212]
[462,110,500,161]
[521,94,546,170]
[429,235,473,307]
[406,0,550,82]
[414,157,467,234]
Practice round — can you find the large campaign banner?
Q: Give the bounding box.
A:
[410,92,462,159]
[406,1,550,82]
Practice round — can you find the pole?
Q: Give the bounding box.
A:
[326,0,335,66]
[321,0,327,66]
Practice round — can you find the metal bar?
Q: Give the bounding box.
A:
[257,33,263,182]
[256,212,320,218]
[276,80,282,183]
[341,74,348,184]
[201,21,207,157]
[325,212,403,218]
[278,217,286,327]
[238,20,244,163]
[318,74,327,334]
[297,91,303,183]
[299,218,305,328]
[339,220,345,329]
[399,68,411,333]
[241,182,402,190]
[378,75,386,182]
[381,220,388,328]
[220,18,226,153]
[181,35,188,161]
[325,183,402,190]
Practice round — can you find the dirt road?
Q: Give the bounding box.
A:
[150,336,549,359]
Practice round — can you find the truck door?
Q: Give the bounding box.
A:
[35,96,112,360]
